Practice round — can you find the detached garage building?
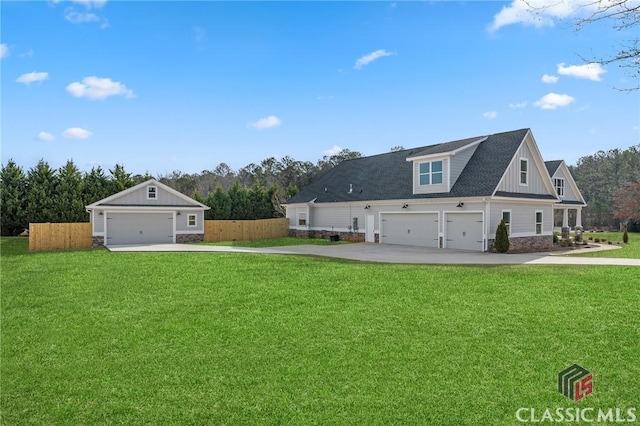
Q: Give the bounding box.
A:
[86,179,209,247]
[284,128,586,253]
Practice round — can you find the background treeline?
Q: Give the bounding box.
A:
[2,144,638,236]
[569,145,640,230]
[0,149,363,236]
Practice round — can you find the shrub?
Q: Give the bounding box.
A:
[553,233,559,243]
[594,238,600,243]
[588,236,593,241]
[494,219,510,253]
[623,225,629,244]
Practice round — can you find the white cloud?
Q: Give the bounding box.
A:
[20,49,34,58]
[488,0,600,32]
[534,93,575,110]
[66,76,134,100]
[16,71,49,84]
[251,115,281,130]
[354,49,394,70]
[541,74,559,84]
[70,0,107,8]
[509,101,528,109]
[37,132,55,141]
[483,111,498,119]
[64,8,100,24]
[0,44,8,58]
[557,62,606,81]
[62,127,93,139]
[324,145,343,156]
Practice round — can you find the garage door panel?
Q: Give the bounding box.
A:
[106,213,174,245]
[381,213,439,248]
[446,213,483,251]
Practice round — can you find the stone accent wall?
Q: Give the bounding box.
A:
[289,229,365,243]
[92,236,105,248]
[487,235,553,253]
[176,233,204,243]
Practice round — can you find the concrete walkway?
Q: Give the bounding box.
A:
[108,242,640,266]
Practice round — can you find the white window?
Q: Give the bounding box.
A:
[187,214,197,227]
[419,160,443,186]
[554,178,565,198]
[147,186,158,199]
[535,211,543,235]
[298,212,307,226]
[502,210,511,235]
[520,159,528,185]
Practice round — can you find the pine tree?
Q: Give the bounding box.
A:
[228,180,250,220]
[109,163,134,194]
[26,160,58,223]
[248,181,272,219]
[83,166,111,205]
[205,186,231,220]
[0,160,28,235]
[56,160,86,222]
[494,219,510,253]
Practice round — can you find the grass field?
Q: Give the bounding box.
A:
[1,238,639,425]
[572,231,640,259]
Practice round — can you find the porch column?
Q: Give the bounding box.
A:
[562,208,569,228]
[576,208,582,228]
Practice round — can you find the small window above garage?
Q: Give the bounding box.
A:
[147,186,158,200]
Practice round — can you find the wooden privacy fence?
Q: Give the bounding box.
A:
[29,218,289,251]
[29,223,92,251]
[204,218,289,242]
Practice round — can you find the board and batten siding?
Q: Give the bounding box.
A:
[449,144,479,189]
[489,202,553,238]
[496,141,549,195]
[109,184,195,206]
[412,158,449,195]
[92,210,104,233]
[551,168,579,202]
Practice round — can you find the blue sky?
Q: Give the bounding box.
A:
[2,0,638,176]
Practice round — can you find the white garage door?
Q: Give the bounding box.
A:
[445,213,483,251]
[106,212,174,246]
[380,213,439,248]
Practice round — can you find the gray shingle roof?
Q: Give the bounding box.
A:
[287,128,530,204]
[545,160,563,177]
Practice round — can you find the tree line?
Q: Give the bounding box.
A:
[0,149,363,236]
[2,143,638,236]
[569,144,640,230]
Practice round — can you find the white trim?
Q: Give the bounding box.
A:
[103,210,176,246]
[86,178,210,209]
[443,210,485,252]
[501,209,512,235]
[176,230,205,235]
[535,209,543,235]
[187,213,197,227]
[519,157,529,186]
[405,137,485,161]
[89,205,204,211]
[553,177,565,198]
[147,185,158,200]
[417,159,445,187]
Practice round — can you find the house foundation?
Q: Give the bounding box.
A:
[289,229,365,243]
[176,233,205,243]
[488,235,553,253]
[92,236,105,248]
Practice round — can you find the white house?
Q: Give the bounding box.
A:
[284,128,586,253]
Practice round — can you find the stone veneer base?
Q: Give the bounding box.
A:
[92,236,105,248]
[176,233,205,243]
[289,229,365,243]
[487,235,553,253]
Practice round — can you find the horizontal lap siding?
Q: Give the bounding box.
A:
[111,185,195,206]
[490,202,553,237]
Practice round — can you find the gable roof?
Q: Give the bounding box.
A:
[545,160,563,177]
[286,128,531,204]
[86,178,210,209]
[406,136,486,160]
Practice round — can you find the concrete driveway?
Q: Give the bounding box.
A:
[108,242,640,266]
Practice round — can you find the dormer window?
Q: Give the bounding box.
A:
[419,160,443,186]
[554,178,565,198]
[147,186,158,199]
[520,159,528,185]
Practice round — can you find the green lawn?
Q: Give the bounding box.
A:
[572,231,640,259]
[1,238,638,425]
